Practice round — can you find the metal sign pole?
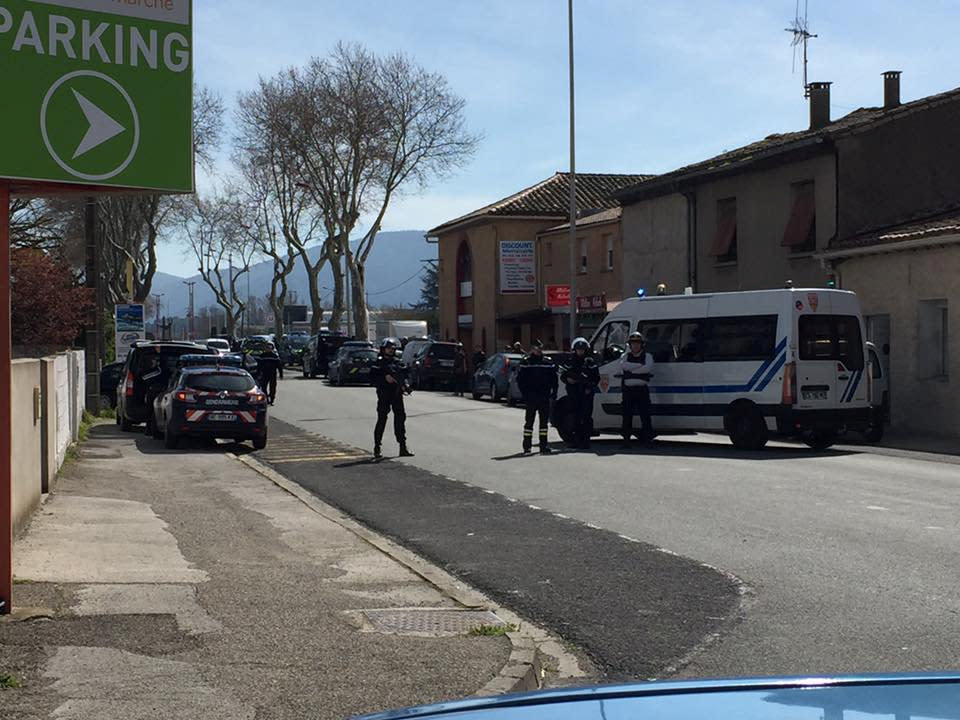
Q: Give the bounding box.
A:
[0,182,12,614]
[567,0,578,345]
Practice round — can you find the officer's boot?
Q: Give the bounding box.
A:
[522,428,533,454]
[539,428,552,454]
[399,443,414,457]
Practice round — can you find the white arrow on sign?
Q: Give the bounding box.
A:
[71,89,126,159]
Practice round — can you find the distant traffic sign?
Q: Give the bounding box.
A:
[0,0,193,192]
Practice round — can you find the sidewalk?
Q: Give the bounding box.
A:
[0,423,516,719]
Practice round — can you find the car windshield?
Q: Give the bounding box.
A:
[349,350,378,361]
[135,348,212,376]
[183,373,255,392]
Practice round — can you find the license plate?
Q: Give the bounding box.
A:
[208,412,237,422]
[358,367,369,374]
[439,360,454,367]
[801,390,829,400]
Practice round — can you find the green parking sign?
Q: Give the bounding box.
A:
[0,0,193,192]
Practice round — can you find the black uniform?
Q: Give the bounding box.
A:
[369,352,410,451]
[256,350,284,404]
[517,353,558,451]
[560,354,600,448]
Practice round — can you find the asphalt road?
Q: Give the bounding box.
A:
[271,375,960,679]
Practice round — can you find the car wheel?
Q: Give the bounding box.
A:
[302,360,309,378]
[120,414,133,432]
[252,435,267,450]
[804,430,838,450]
[489,381,499,402]
[163,425,179,450]
[726,404,769,450]
[472,384,483,400]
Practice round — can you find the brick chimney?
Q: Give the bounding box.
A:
[808,82,832,130]
[883,70,902,110]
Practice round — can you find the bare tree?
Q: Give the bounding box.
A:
[235,75,331,333]
[281,44,478,337]
[182,190,254,338]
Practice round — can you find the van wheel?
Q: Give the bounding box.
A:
[862,423,884,443]
[552,398,575,444]
[727,404,769,450]
[120,414,133,432]
[804,430,838,450]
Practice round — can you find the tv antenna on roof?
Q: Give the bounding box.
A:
[785,0,817,97]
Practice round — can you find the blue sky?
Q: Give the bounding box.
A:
[158,0,960,276]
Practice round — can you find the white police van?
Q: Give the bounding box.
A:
[553,288,871,450]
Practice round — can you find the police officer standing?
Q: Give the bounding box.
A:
[619,331,655,448]
[257,342,284,405]
[370,337,414,459]
[561,337,599,450]
[517,340,558,454]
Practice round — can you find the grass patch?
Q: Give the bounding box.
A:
[469,623,518,637]
[0,674,22,689]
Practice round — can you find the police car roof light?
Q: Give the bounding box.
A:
[636,288,646,298]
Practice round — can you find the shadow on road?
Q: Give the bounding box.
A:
[529,437,856,461]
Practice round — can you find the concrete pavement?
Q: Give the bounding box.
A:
[0,422,522,719]
[271,376,960,679]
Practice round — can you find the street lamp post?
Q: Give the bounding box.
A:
[567,0,578,345]
[152,293,164,339]
[183,281,196,340]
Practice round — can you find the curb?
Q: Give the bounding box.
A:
[234,452,553,696]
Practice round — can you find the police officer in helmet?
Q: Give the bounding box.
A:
[561,337,600,449]
[370,337,414,459]
[516,340,558,454]
[619,331,655,448]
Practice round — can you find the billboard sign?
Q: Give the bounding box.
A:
[115,303,144,360]
[576,293,607,312]
[0,0,193,191]
[546,284,571,308]
[499,240,535,294]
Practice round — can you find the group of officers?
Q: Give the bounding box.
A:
[368,332,655,459]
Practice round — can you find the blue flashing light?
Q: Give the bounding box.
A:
[636,288,647,298]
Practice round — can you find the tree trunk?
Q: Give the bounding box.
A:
[351,262,367,339]
[328,256,344,333]
[301,256,324,334]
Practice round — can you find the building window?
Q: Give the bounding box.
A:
[579,237,587,273]
[710,198,737,263]
[543,241,553,267]
[918,300,949,380]
[604,234,614,270]
[782,181,816,254]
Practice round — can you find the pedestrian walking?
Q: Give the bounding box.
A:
[619,331,655,448]
[517,340,558,454]
[452,342,468,396]
[561,337,599,449]
[370,337,414,459]
[256,342,284,405]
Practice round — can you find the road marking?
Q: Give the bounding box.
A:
[865,505,889,511]
[553,513,569,519]
[925,525,944,530]
[528,504,542,511]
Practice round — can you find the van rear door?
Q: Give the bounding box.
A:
[797,313,865,410]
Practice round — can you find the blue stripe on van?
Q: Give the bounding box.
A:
[643,337,787,395]
[843,369,862,403]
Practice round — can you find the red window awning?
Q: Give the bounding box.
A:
[710,215,737,256]
[782,190,815,247]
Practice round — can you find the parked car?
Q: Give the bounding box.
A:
[400,338,430,367]
[151,365,268,450]
[282,333,310,366]
[409,341,460,390]
[354,674,960,720]
[116,341,217,432]
[472,353,523,402]
[204,338,231,354]
[99,361,125,409]
[302,332,351,378]
[862,340,889,442]
[505,350,574,405]
[328,346,379,386]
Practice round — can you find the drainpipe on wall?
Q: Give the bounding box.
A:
[683,190,698,291]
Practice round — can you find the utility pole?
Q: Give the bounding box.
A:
[567,0,578,344]
[152,293,164,338]
[183,281,196,340]
[1,182,12,613]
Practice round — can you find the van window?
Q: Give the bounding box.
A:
[592,321,630,363]
[799,315,864,369]
[429,343,457,359]
[703,316,778,361]
[638,320,704,363]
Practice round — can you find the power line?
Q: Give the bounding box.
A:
[365,268,427,297]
